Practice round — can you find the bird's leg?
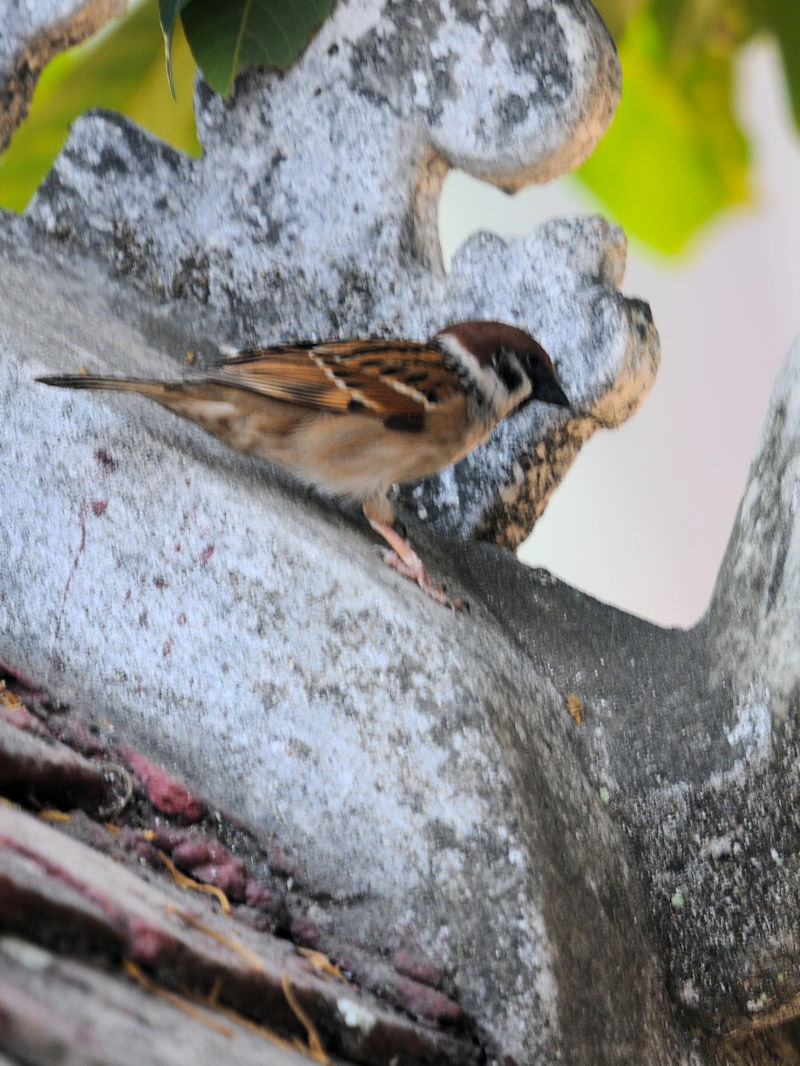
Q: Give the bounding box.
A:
[362,498,461,609]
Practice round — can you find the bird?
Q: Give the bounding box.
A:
[38,320,570,607]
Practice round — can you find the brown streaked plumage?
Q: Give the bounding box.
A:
[38,321,570,607]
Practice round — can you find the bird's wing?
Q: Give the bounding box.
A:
[209,339,462,429]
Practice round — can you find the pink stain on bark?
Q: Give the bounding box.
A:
[116,746,204,820]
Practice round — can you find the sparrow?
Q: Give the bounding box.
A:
[38,321,570,607]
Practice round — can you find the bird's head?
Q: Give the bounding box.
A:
[435,320,571,417]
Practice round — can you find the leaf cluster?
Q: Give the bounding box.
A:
[0,0,199,212]
[159,0,334,96]
[1,0,798,255]
[587,0,800,252]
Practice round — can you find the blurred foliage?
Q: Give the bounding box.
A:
[0,0,335,211]
[1,0,798,253]
[160,0,334,96]
[0,0,199,213]
[586,0,800,253]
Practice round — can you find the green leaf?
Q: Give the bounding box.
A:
[180,0,335,96]
[745,0,800,132]
[159,0,194,96]
[775,26,800,132]
[590,0,648,43]
[0,0,200,213]
[576,10,750,254]
[159,0,191,38]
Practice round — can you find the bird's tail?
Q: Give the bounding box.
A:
[37,375,181,398]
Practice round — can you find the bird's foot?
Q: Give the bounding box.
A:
[365,513,462,609]
[380,548,462,609]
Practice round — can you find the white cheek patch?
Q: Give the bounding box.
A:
[438,333,504,407]
[438,334,531,417]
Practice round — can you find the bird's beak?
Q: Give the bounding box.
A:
[538,378,571,410]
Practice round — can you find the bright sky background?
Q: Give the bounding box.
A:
[439,40,800,627]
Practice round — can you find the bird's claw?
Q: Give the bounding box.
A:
[380,549,463,609]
